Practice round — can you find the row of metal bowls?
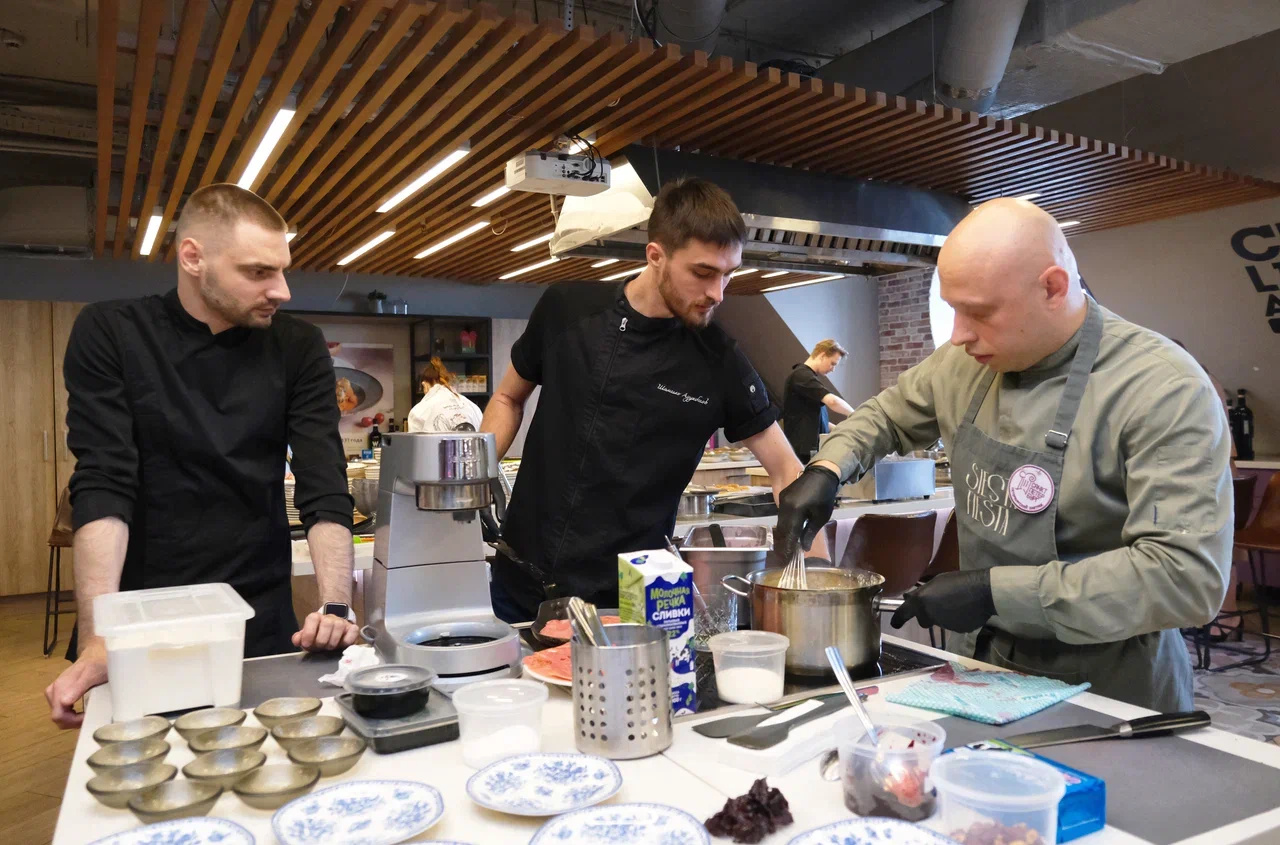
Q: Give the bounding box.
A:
[85,698,367,822]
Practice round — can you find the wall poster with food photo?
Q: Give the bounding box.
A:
[330,342,395,456]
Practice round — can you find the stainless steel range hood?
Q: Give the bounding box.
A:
[551,146,971,275]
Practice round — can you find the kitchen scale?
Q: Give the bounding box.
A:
[334,692,460,754]
[364,432,522,695]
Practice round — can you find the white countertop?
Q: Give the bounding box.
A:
[54,633,1280,845]
[1236,455,1280,471]
[290,537,374,576]
[697,458,762,471]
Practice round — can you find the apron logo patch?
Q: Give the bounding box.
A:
[1009,464,1055,514]
[964,463,1011,536]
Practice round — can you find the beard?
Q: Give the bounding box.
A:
[200,268,275,329]
[657,266,717,330]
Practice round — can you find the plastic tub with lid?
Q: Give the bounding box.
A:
[345,664,435,719]
[94,583,255,721]
[451,679,548,768]
[931,750,1067,845]
[707,630,789,704]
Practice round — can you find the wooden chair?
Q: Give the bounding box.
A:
[1192,474,1269,670]
[1216,473,1277,668]
[43,488,75,657]
[838,511,939,596]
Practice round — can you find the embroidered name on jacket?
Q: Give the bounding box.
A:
[657,384,710,405]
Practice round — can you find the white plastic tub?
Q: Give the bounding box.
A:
[94,583,256,721]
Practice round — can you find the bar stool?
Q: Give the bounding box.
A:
[839,511,939,596]
[43,488,76,657]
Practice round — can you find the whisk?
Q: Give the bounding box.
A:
[777,543,808,590]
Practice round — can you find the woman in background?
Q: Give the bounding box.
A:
[407,358,483,432]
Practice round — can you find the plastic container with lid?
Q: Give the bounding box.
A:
[451,679,548,768]
[94,583,255,721]
[931,750,1068,845]
[345,664,435,719]
[838,716,946,822]
[707,630,789,704]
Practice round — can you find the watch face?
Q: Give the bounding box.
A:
[323,602,349,617]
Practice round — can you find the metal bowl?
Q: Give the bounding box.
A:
[189,725,269,754]
[350,477,378,519]
[287,736,368,777]
[92,716,171,746]
[232,764,320,809]
[271,715,345,751]
[86,738,170,775]
[182,748,268,789]
[128,780,223,824]
[173,707,247,741]
[85,762,177,809]
[253,697,322,729]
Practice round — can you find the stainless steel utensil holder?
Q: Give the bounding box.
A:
[572,624,672,759]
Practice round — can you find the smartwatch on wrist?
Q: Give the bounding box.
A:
[320,602,356,623]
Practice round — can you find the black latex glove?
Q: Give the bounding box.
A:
[890,569,996,633]
[774,465,841,562]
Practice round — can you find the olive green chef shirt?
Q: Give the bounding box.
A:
[815,302,1232,648]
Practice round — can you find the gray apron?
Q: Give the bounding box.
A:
[950,299,1192,712]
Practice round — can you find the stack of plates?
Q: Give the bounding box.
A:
[362,460,381,482]
[284,479,301,525]
[346,462,367,480]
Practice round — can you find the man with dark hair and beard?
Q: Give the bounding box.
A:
[481,177,807,621]
[46,184,358,729]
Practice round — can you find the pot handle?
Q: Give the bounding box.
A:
[721,573,753,598]
[874,597,905,613]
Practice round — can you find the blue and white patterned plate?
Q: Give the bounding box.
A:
[466,752,623,816]
[272,779,444,845]
[87,818,254,845]
[787,817,956,845]
[530,802,710,845]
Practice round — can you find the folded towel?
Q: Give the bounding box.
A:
[886,662,1090,725]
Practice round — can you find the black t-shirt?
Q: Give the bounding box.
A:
[498,281,777,615]
[64,290,352,656]
[781,363,831,460]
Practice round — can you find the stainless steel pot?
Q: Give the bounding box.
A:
[678,487,717,517]
[723,567,903,676]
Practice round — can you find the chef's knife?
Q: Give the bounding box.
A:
[727,695,850,750]
[692,693,846,739]
[1002,710,1210,750]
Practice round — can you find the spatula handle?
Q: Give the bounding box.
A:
[1119,710,1210,738]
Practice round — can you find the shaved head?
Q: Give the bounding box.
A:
[938,198,1087,372]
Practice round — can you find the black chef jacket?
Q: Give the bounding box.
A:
[64,289,352,658]
[780,363,830,460]
[494,281,777,620]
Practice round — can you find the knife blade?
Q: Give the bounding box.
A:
[1002,710,1210,750]
[692,693,847,739]
[727,695,850,750]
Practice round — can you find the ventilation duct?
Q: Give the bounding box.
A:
[653,0,728,54]
[935,0,1030,112]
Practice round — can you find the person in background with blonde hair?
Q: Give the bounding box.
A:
[407,357,483,432]
[781,338,855,461]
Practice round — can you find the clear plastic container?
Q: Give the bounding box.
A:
[838,716,946,822]
[707,630,789,704]
[94,583,255,720]
[451,679,548,768]
[931,750,1067,845]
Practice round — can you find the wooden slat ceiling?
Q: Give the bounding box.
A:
[100,0,1280,294]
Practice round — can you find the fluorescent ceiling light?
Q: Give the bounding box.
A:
[761,270,788,279]
[600,266,642,281]
[472,185,510,207]
[237,107,296,189]
[1059,220,1081,228]
[500,256,559,280]
[1016,192,1042,201]
[138,206,164,256]
[731,268,758,277]
[511,232,553,252]
[377,147,470,213]
[285,225,297,243]
[591,258,619,268]
[336,229,395,266]
[761,274,845,293]
[415,220,489,259]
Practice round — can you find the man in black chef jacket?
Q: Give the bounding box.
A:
[481,177,808,622]
[781,338,855,461]
[45,184,359,729]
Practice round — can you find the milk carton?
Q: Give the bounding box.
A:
[618,549,697,715]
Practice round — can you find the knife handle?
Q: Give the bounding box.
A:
[1119,710,1210,738]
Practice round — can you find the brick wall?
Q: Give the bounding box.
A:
[877,268,935,390]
